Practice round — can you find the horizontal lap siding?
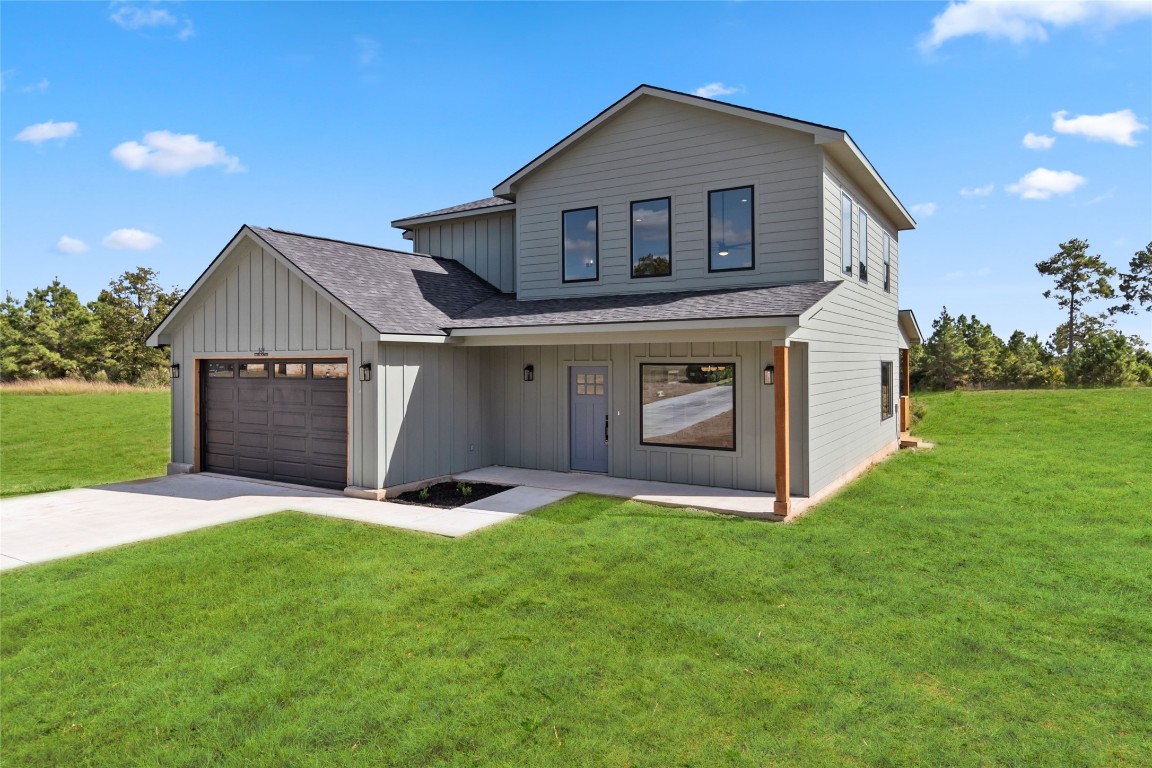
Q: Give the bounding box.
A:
[411,212,515,292]
[167,236,376,488]
[515,97,824,299]
[796,156,901,494]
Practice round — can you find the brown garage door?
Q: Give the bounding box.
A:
[201,359,348,490]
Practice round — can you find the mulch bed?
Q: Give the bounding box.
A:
[392,481,513,509]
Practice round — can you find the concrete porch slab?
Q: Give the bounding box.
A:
[453,466,807,518]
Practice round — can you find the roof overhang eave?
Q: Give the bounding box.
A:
[822,137,916,231]
[450,315,803,339]
[390,203,516,231]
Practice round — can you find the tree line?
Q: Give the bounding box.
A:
[913,240,1152,390]
[1,267,182,386]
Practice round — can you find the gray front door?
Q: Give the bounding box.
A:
[570,366,609,473]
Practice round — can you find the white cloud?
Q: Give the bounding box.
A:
[1052,109,1147,146]
[21,78,50,94]
[355,36,380,66]
[944,270,965,281]
[960,183,995,197]
[920,0,1152,50]
[110,3,194,39]
[15,120,79,144]
[693,82,740,99]
[111,130,244,175]
[1006,168,1087,200]
[103,228,162,250]
[1022,132,1055,149]
[911,202,938,217]
[55,236,88,254]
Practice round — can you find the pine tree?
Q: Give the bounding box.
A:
[1035,238,1116,361]
[92,267,182,384]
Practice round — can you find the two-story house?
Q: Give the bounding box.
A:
[148,85,921,517]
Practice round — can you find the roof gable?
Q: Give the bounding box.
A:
[492,84,914,231]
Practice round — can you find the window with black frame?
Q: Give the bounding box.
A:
[708,187,753,271]
[640,363,736,450]
[631,198,671,277]
[881,361,893,420]
[562,207,598,282]
[883,232,892,292]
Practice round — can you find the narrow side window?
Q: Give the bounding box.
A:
[881,361,893,420]
[859,209,869,283]
[883,232,892,292]
[841,192,853,275]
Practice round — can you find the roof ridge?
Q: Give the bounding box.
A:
[255,226,433,259]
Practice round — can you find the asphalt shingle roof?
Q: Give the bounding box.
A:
[393,197,513,224]
[253,226,839,336]
[252,227,498,336]
[449,281,841,329]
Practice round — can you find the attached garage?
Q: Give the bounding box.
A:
[200,359,349,489]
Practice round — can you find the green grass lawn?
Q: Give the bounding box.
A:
[2,388,1150,766]
[0,388,170,496]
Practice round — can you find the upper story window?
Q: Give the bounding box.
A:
[709,186,754,272]
[883,232,892,292]
[562,207,598,282]
[631,198,671,278]
[841,192,854,275]
[859,209,869,283]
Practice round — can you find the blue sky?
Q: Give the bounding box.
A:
[3,1,1150,341]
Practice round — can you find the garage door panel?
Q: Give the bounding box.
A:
[311,390,346,408]
[238,410,269,426]
[273,411,308,429]
[272,434,308,453]
[202,358,348,490]
[238,387,269,403]
[311,437,347,458]
[237,431,268,448]
[311,414,345,432]
[275,388,307,405]
[237,456,271,474]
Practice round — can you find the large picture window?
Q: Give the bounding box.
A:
[640,363,736,451]
[631,198,671,278]
[562,207,598,282]
[708,187,753,272]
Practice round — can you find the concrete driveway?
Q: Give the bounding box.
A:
[0,474,572,571]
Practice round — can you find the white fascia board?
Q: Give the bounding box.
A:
[376,333,455,344]
[453,323,798,347]
[390,204,515,231]
[898,309,923,344]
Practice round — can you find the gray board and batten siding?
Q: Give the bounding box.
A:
[513,96,825,300]
[164,234,381,489]
[410,211,516,293]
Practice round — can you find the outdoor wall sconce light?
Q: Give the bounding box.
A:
[523,365,535,382]
[763,364,775,385]
[170,363,180,379]
[359,362,372,382]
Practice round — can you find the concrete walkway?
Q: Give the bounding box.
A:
[454,466,805,518]
[0,474,572,571]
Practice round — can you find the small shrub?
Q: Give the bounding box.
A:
[909,398,928,428]
[457,482,473,498]
[417,487,430,501]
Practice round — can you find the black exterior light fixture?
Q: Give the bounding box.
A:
[763,364,775,385]
[359,362,372,382]
[523,364,535,382]
[170,363,180,379]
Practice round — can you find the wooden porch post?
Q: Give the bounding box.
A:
[773,344,791,517]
